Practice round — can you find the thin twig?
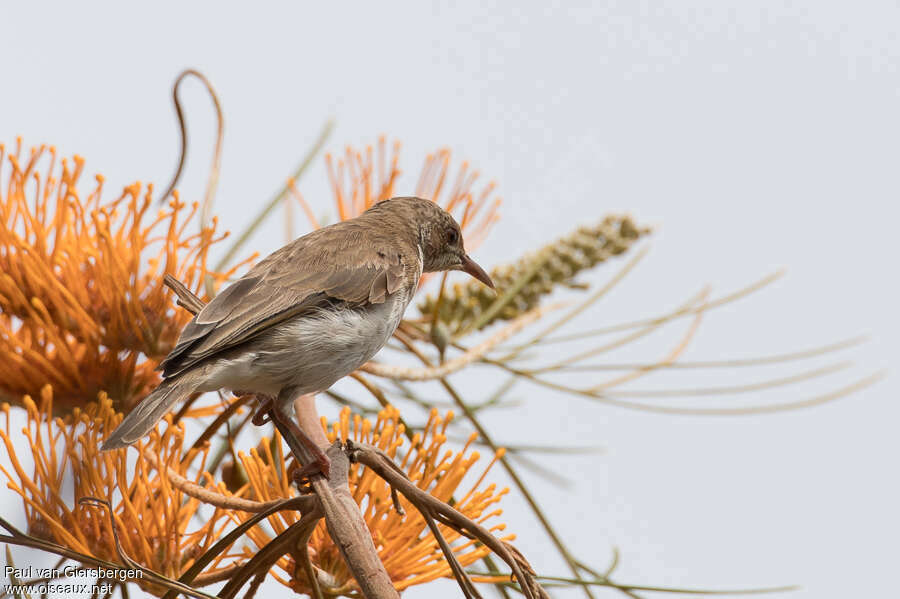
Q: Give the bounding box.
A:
[156,69,224,297]
[76,498,221,599]
[140,448,300,512]
[296,524,325,599]
[360,304,562,381]
[191,565,243,587]
[553,336,867,372]
[164,273,206,315]
[218,508,324,599]
[503,244,649,360]
[583,290,708,391]
[597,361,852,397]
[161,496,315,599]
[4,546,33,599]
[187,393,255,450]
[524,290,706,373]
[204,401,256,476]
[349,442,548,599]
[421,504,483,599]
[532,574,797,595]
[243,570,266,599]
[494,362,885,415]
[158,69,224,214]
[519,271,784,348]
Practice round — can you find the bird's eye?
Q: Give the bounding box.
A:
[448,229,459,244]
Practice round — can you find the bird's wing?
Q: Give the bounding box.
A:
[158,224,408,378]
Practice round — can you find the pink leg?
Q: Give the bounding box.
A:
[249,392,331,480]
[270,391,331,480]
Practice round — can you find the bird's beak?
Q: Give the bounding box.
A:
[460,254,494,289]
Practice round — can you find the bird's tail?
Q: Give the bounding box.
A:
[101,372,200,450]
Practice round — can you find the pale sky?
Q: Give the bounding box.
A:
[2,3,898,598]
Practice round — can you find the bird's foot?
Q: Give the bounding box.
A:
[291,451,332,486]
[251,395,274,426]
[264,400,332,481]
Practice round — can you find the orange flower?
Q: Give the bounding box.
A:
[0,139,245,413]
[290,137,501,254]
[0,387,239,594]
[232,405,512,595]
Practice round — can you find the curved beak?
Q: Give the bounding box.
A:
[460,254,494,289]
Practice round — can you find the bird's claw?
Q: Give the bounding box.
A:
[251,395,274,426]
[291,454,332,486]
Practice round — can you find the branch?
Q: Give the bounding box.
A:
[161,496,317,599]
[218,506,324,599]
[348,441,549,599]
[267,412,400,599]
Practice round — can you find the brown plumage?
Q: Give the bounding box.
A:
[102,197,493,468]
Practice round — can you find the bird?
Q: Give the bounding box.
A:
[101,196,495,476]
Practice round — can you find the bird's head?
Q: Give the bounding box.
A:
[370,197,494,289]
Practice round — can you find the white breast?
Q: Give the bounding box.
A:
[202,289,413,396]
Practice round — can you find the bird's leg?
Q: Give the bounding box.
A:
[292,393,331,448]
[269,390,332,481]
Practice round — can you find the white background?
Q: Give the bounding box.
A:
[2,3,898,598]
